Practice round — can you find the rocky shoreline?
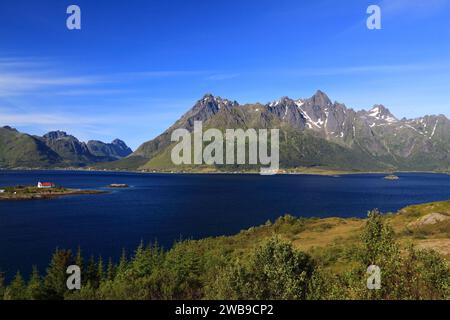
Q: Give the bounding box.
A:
[0,188,106,201]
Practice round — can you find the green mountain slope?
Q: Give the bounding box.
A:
[111,91,449,173]
[0,127,132,169]
[0,126,61,168]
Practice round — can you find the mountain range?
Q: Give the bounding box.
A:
[100,90,450,172]
[0,127,132,168]
[2,90,449,172]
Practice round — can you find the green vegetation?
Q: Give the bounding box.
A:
[0,201,449,300]
[93,155,149,171]
[113,93,450,173]
[1,186,65,194]
[0,126,61,168]
[0,127,132,169]
[0,185,105,201]
[135,129,392,173]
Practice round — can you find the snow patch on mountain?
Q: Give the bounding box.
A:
[368,106,398,124]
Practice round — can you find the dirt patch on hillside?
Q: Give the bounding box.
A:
[408,212,450,228]
[416,239,450,260]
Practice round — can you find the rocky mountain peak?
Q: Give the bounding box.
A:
[112,139,133,155]
[308,90,332,107]
[87,139,132,159]
[123,90,450,172]
[43,131,72,140]
[201,93,215,101]
[189,94,238,119]
[202,94,237,107]
[368,105,397,123]
[268,97,295,107]
[2,126,18,132]
[112,138,126,146]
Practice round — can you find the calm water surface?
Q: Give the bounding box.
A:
[1,170,450,278]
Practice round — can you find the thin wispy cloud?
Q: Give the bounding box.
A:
[0,108,180,127]
[0,112,82,126]
[119,70,209,79]
[52,88,133,96]
[0,73,101,86]
[0,107,182,148]
[0,57,99,96]
[0,57,48,70]
[0,56,217,96]
[0,76,102,97]
[206,73,240,81]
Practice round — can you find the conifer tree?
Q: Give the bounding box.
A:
[86,255,98,287]
[75,247,84,271]
[97,256,104,284]
[4,271,27,300]
[117,248,128,276]
[106,257,115,281]
[43,249,74,300]
[27,266,43,300]
[0,270,5,300]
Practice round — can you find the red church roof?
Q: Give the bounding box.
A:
[39,182,55,187]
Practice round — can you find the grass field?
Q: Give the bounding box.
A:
[184,200,450,269]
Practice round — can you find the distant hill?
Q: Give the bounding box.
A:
[0,127,132,168]
[3,90,449,172]
[0,126,62,168]
[87,139,133,161]
[104,90,450,172]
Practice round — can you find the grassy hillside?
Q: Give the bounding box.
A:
[0,127,61,168]
[1,200,448,300]
[137,128,393,173]
[174,200,450,267]
[93,155,149,171]
[0,127,133,169]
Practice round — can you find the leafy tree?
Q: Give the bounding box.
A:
[356,210,401,299]
[361,210,398,266]
[210,237,315,300]
[350,210,450,300]
[3,208,449,301]
[400,247,450,300]
[306,268,348,300]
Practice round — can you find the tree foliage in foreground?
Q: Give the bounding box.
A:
[207,237,315,300]
[1,210,448,300]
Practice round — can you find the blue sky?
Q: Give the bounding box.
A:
[0,0,449,149]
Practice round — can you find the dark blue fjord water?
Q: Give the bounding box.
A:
[1,170,450,279]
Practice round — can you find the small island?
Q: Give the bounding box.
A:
[108,184,129,188]
[0,184,105,201]
[384,175,400,180]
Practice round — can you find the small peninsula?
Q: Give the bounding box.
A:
[0,185,105,201]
